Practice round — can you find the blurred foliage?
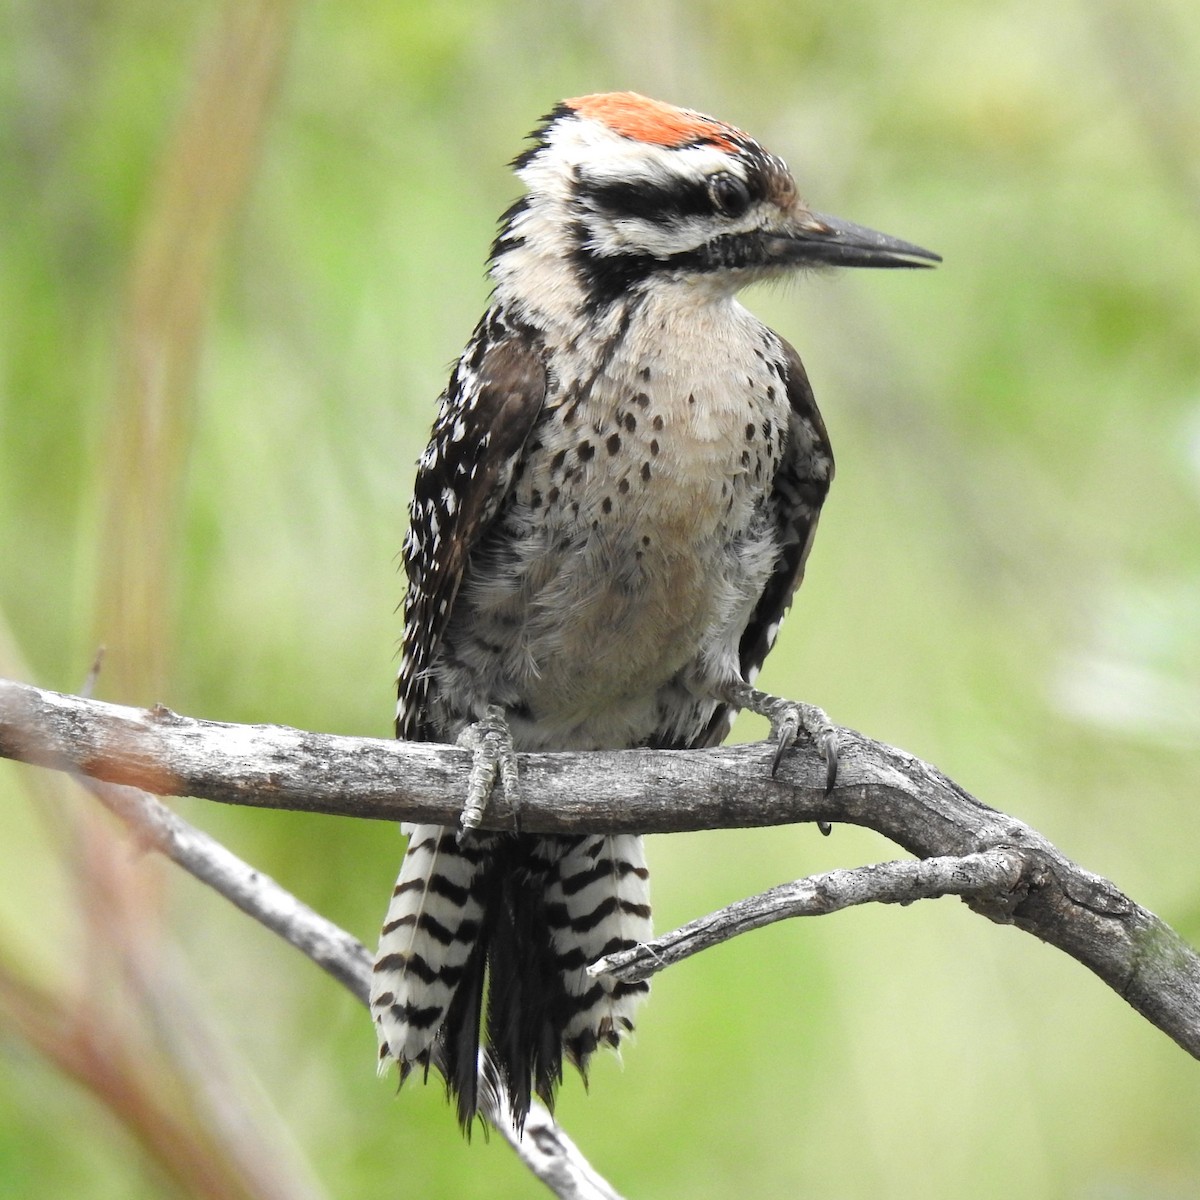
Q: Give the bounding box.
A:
[1,0,1199,1196]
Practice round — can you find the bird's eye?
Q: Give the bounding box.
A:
[708,172,752,219]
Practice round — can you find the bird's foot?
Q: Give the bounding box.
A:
[722,679,838,832]
[455,704,520,842]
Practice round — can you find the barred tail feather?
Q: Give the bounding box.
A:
[370,825,487,1083]
[372,830,652,1132]
[546,834,652,1070]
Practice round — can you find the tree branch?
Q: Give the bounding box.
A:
[3,673,1200,1071]
[589,850,1027,982]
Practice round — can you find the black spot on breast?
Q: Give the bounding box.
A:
[652,414,664,431]
[641,462,652,482]
[578,441,595,462]
[606,432,621,455]
[745,423,756,441]
[550,448,567,474]
[601,496,613,514]
[633,392,650,409]
[618,478,630,495]
[649,439,659,456]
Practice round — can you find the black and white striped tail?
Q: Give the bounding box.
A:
[370,826,652,1131]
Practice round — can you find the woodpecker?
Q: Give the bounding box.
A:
[371,92,938,1132]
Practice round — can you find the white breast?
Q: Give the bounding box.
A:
[432,292,792,750]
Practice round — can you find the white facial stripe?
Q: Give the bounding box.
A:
[520,115,743,200]
[517,115,770,261]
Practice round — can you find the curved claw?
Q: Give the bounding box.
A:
[721,679,840,832]
[818,726,839,792]
[769,708,800,775]
[764,698,838,786]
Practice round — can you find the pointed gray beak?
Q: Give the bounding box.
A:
[765,211,941,269]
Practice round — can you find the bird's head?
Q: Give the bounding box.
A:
[490,91,939,314]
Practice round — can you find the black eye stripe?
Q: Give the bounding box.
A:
[575,176,715,223]
[547,149,795,311]
[574,160,771,226]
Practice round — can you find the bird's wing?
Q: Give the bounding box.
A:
[396,316,548,740]
[697,336,835,747]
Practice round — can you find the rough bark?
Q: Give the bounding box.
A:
[3,674,1199,1068]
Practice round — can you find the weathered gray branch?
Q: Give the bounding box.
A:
[590,850,1027,982]
[3,674,1200,1070]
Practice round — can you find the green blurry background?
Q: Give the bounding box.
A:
[2,1,1199,1197]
